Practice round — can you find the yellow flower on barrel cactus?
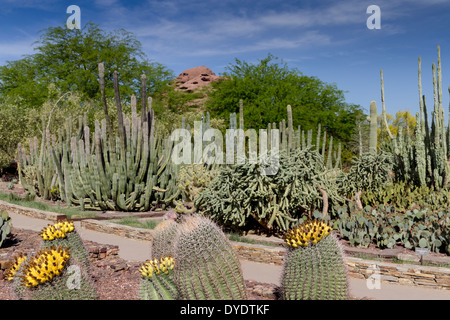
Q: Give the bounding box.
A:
[139,256,177,300]
[4,253,27,281]
[20,246,70,287]
[139,256,175,279]
[284,219,332,248]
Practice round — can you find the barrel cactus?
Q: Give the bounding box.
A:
[174,214,247,300]
[4,252,28,299]
[280,219,348,300]
[36,220,97,299]
[139,256,177,300]
[151,219,180,259]
[40,220,90,270]
[14,245,97,300]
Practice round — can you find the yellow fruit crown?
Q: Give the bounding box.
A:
[40,220,75,241]
[139,256,175,279]
[284,219,332,248]
[4,253,28,281]
[20,246,70,287]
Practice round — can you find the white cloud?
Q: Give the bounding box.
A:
[0,39,36,64]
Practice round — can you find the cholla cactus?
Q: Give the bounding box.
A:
[280,220,348,300]
[139,256,178,300]
[174,164,216,214]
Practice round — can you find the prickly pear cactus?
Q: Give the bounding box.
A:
[280,219,348,300]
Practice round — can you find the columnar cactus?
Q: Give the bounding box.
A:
[18,65,181,211]
[369,101,378,154]
[280,220,348,300]
[174,214,247,300]
[388,46,449,190]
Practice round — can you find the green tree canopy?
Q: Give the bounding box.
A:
[206,54,362,144]
[0,22,174,107]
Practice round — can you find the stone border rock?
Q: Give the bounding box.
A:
[0,200,66,221]
[81,219,154,241]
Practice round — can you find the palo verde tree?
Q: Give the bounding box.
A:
[0,22,174,108]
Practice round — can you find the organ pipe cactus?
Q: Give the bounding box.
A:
[18,65,181,211]
[280,219,348,300]
[386,46,449,189]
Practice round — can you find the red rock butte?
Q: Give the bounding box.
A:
[174,66,221,92]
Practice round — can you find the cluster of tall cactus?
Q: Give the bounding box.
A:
[140,214,248,300]
[227,101,342,169]
[385,46,449,190]
[18,64,180,211]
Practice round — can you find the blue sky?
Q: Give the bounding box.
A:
[1,0,450,117]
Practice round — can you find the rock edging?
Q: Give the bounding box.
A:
[0,200,65,221]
